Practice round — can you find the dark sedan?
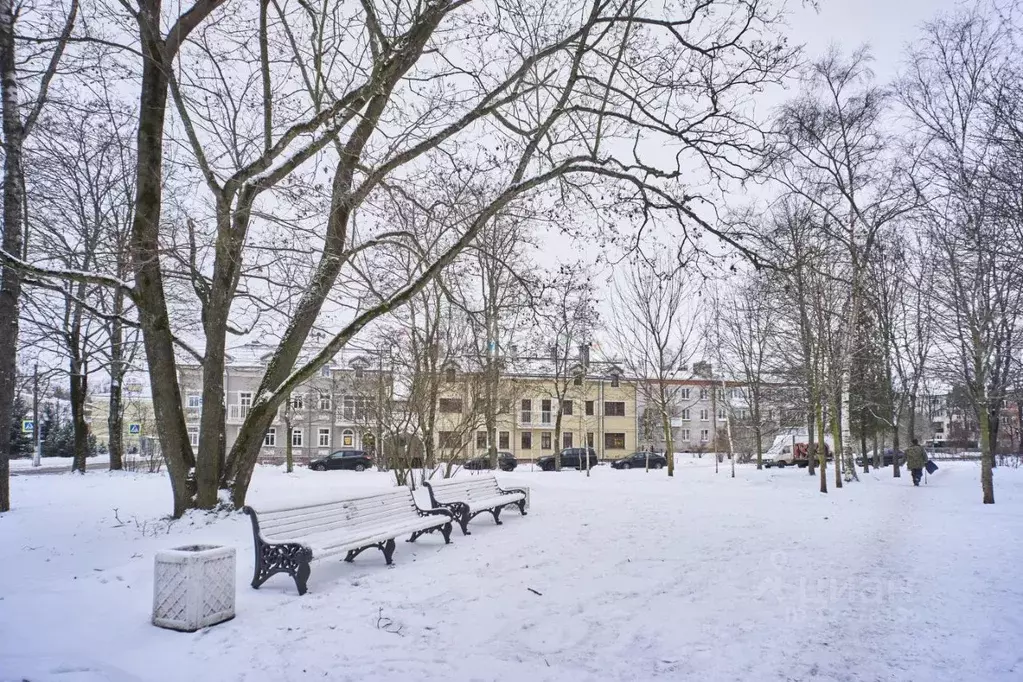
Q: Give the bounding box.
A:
[463,451,517,472]
[611,451,667,470]
[309,450,373,472]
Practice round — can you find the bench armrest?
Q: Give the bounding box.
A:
[414,501,456,520]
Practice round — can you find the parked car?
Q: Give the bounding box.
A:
[536,447,599,471]
[858,448,905,467]
[309,450,373,472]
[610,451,667,470]
[463,451,518,472]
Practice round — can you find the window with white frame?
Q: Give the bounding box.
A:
[700,429,709,442]
[679,408,691,421]
[318,428,330,447]
[341,429,355,447]
[679,388,691,400]
[291,429,303,447]
[239,392,252,407]
[718,408,727,421]
[700,409,709,421]
[699,387,708,400]
[264,428,276,447]
[290,394,304,410]
[186,394,202,408]
[320,365,331,378]
[319,392,331,411]
[187,427,199,447]
[681,428,691,441]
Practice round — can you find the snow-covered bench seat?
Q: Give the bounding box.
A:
[423,475,527,535]
[242,489,454,595]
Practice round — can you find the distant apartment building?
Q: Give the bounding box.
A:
[638,362,801,454]
[177,343,390,463]
[434,356,639,462]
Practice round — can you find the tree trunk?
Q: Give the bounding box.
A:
[907,393,917,444]
[131,33,196,518]
[107,289,124,470]
[892,417,901,478]
[979,400,994,504]
[0,0,24,512]
[284,411,293,474]
[807,407,816,476]
[69,354,89,473]
[860,412,869,474]
[832,393,843,489]
[553,408,563,470]
[872,430,880,469]
[817,405,827,494]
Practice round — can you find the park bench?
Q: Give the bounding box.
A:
[243,488,454,595]
[423,475,528,535]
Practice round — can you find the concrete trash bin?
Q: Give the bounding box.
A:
[153,544,236,631]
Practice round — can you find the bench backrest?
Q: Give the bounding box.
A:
[250,488,420,544]
[428,475,504,503]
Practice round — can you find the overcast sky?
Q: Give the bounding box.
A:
[564,0,970,359]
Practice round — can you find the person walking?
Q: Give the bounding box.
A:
[905,438,928,487]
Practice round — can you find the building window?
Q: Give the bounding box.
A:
[186,394,202,408]
[499,399,511,414]
[699,388,708,400]
[438,431,459,448]
[445,366,457,382]
[290,393,304,410]
[679,388,691,400]
[541,432,552,449]
[499,431,510,449]
[573,372,583,386]
[681,428,691,441]
[604,432,626,449]
[292,429,303,447]
[541,399,552,424]
[318,428,330,447]
[717,408,727,421]
[520,399,532,424]
[562,400,573,416]
[438,398,463,414]
[700,409,709,421]
[585,401,594,416]
[239,392,252,407]
[610,373,620,388]
[586,432,594,447]
[188,427,199,448]
[700,429,709,443]
[354,367,364,380]
[319,392,331,411]
[729,388,743,400]
[679,408,691,421]
[341,429,354,447]
[563,431,573,449]
[605,401,625,417]
[264,427,276,447]
[521,432,532,450]
[342,395,371,421]
[320,365,331,378]
[476,431,487,449]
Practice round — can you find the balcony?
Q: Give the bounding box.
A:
[228,404,249,422]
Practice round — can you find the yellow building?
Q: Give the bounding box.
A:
[87,392,157,452]
[434,358,638,463]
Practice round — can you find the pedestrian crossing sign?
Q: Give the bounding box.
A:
[128,423,141,435]
[22,420,33,433]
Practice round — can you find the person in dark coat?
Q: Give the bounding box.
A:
[905,438,928,486]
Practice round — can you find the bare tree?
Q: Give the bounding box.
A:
[716,272,776,469]
[0,0,78,509]
[611,256,699,477]
[900,5,1019,503]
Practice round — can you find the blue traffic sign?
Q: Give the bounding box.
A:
[21,420,33,433]
[128,423,141,435]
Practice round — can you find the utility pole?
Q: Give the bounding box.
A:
[32,364,40,467]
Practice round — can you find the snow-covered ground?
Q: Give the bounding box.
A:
[1,459,1021,681]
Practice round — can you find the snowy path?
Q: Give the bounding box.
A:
[1,460,1021,681]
